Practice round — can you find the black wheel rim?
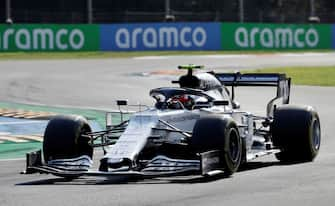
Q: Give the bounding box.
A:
[312,119,321,151]
[229,129,241,162]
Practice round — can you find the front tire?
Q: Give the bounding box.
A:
[43,115,93,162]
[191,117,243,176]
[272,105,321,162]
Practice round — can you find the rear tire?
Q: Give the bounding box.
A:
[272,105,321,162]
[43,115,93,162]
[191,117,242,176]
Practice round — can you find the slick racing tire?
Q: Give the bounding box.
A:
[43,115,93,162]
[191,117,242,176]
[272,105,321,162]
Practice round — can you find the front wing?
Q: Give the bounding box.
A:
[23,150,225,179]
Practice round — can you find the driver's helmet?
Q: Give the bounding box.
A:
[169,94,195,110]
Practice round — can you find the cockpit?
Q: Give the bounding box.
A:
[150,67,231,110]
[150,87,214,110]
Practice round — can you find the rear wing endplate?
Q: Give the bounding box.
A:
[214,73,291,117]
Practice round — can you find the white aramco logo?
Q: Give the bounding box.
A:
[0,28,85,50]
[235,27,319,48]
[115,26,207,49]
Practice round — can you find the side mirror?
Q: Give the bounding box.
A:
[117,100,128,106]
[213,100,229,106]
[232,101,240,109]
[116,100,128,122]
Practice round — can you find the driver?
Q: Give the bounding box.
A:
[168,94,195,110]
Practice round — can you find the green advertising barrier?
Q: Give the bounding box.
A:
[0,23,332,52]
[0,24,100,52]
[221,23,332,50]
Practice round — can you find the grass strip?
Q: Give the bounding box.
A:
[0,50,332,60]
[249,66,335,86]
[0,141,41,159]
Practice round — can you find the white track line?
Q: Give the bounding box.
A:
[133,56,169,60]
[17,135,43,142]
[278,53,326,57]
[0,136,28,143]
[0,158,25,162]
[0,121,45,125]
[133,54,254,60]
[197,54,253,59]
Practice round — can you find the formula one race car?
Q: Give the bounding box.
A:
[24,65,321,179]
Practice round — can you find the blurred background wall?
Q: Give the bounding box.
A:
[1,0,334,24]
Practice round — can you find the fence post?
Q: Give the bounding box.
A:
[87,0,93,24]
[6,0,13,24]
[239,0,244,23]
[310,0,315,17]
[308,0,320,23]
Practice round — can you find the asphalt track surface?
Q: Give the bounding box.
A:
[0,52,335,206]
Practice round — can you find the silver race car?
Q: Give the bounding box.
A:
[24,65,321,179]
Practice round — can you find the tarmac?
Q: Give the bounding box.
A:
[0,53,335,206]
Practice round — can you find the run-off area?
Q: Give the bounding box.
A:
[0,116,102,159]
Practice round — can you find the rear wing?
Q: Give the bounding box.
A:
[214,73,291,117]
